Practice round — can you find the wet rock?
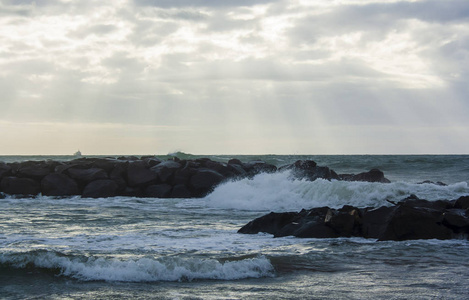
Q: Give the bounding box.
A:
[347,169,390,183]
[281,160,339,181]
[171,184,192,198]
[189,168,225,196]
[324,206,362,237]
[378,204,453,241]
[0,176,40,196]
[244,161,277,176]
[127,161,157,187]
[454,196,469,209]
[238,212,299,235]
[82,179,118,198]
[15,161,56,179]
[361,206,396,239]
[67,167,108,183]
[41,173,79,196]
[0,163,12,178]
[418,180,447,186]
[150,160,181,183]
[145,184,172,198]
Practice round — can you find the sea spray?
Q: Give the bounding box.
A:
[205,171,469,211]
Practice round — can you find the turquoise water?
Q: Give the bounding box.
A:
[1,155,469,299]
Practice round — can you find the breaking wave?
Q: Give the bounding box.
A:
[0,250,274,282]
[206,171,469,211]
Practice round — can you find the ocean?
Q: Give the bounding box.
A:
[1,154,469,299]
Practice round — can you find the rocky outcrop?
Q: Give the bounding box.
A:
[0,157,393,199]
[238,195,469,241]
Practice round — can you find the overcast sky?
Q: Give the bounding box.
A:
[0,0,468,155]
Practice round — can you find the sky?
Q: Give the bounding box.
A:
[0,0,468,155]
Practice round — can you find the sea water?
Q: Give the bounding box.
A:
[1,155,469,299]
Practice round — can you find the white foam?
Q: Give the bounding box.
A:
[0,251,274,282]
[206,171,469,211]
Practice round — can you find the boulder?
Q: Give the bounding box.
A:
[244,161,277,176]
[189,168,225,195]
[324,206,362,237]
[150,160,181,183]
[41,173,79,196]
[454,196,469,209]
[0,163,11,178]
[361,206,396,238]
[82,180,118,198]
[15,161,55,179]
[238,212,299,235]
[349,169,390,183]
[378,204,453,241]
[67,167,108,183]
[171,184,192,198]
[281,160,339,181]
[127,161,157,187]
[144,184,172,198]
[0,176,40,196]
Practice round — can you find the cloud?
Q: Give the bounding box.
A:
[0,0,468,154]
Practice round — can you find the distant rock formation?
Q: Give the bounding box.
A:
[1,158,390,199]
[238,195,469,241]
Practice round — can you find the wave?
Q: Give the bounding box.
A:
[0,250,274,282]
[206,171,469,211]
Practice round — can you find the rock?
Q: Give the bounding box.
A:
[150,160,181,183]
[244,161,277,176]
[454,196,469,209]
[15,161,55,179]
[418,180,447,186]
[41,173,79,196]
[281,160,339,181]
[0,176,40,196]
[238,212,299,235]
[442,209,469,232]
[0,163,12,178]
[378,204,452,241]
[145,184,172,198]
[82,180,118,198]
[171,184,192,198]
[189,168,225,196]
[276,207,339,238]
[349,169,390,183]
[361,206,396,238]
[127,161,157,187]
[228,158,243,165]
[67,167,108,183]
[324,206,362,237]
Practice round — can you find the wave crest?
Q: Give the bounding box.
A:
[206,171,469,211]
[0,251,274,282]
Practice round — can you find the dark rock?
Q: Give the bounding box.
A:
[442,209,469,232]
[15,161,55,179]
[349,169,390,183]
[418,180,447,186]
[0,163,12,178]
[228,158,243,165]
[238,212,299,235]
[171,184,192,198]
[244,161,277,175]
[324,206,362,237]
[281,160,339,181]
[189,169,225,195]
[41,173,79,196]
[145,184,172,198]
[277,207,338,238]
[454,196,469,209]
[227,164,247,176]
[127,161,157,187]
[378,205,452,241]
[172,166,196,186]
[143,157,161,168]
[150,160,181,183]
[0,176,40,196]
[82,180,118,198]
[67,167,108,183]
[361,206,396,238]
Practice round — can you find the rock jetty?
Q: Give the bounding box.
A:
[0,157,389,198]
[238,195,469,241]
